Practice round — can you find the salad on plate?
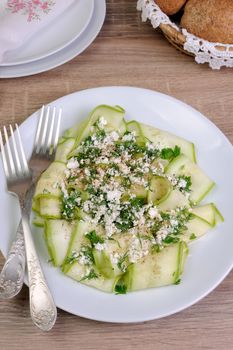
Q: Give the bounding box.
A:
[32,105,223,294]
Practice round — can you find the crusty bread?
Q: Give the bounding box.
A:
[155,0,187,15]
[181,0,233,44]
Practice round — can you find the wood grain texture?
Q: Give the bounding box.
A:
[0,1,232,349]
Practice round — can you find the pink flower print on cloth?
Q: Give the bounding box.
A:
[6,0,56,22]
[0,0,75,63]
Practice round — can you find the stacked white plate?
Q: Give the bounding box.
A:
[0,0,106,78]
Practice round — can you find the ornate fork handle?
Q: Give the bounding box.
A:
[0,183,34,299]
[0,221,25,299]
[0,180,56,330]
[21,210,57,331]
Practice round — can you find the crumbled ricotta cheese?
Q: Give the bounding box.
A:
[112,157,121,164]
[148,207,159,219]
[95,242,107,251]
[155,228,169,245]
[111,131,119,141]
[178,179,187,189]
[97,156,109,164]
[67,158,79,169]
[98,116,107,128]
[107,189,122,202]
[83,200,93,212]
[128,235,150,263]
[64,169,70,178]
[110,253,120,265]
[79,253,91,265]
[158,161,164,173]
[75,197,82,205]
[122,132,135,142]
[121,152,131,162]
[118,163,130,175]
[146,142,154,150]
[60,181,68,198]
[167,175,178,186]
[107,167,118,176]
[156,141,167,151]
[170,219,179,227]
[84,168,91,176]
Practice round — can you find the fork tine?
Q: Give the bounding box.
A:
[34,105,45,153]
[9,124,22,175]
[45,106,56,153]
[3,126,15,177]
[40,106,50,153]
[0,130,10,179]
[52,108,62,151]
[15,124,29,174]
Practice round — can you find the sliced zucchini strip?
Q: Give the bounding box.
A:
[141,123,196,163]
[115,242,188,292]
[165,154,215,204]
[45,219,75,266]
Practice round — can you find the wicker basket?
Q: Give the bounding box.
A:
[159,23,192,56]
[137,0,233,69]
[160,22,233,55]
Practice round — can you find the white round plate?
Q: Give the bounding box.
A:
[0,0,94,66]
[0,0,106,78]
[1,87,233,323]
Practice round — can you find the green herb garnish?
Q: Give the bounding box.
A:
[151,244,162,253]
[163,236,180,244]
[169,208,194,237]
[85,230,104,247]
[174,278,181,285]
[80,269,98,281]
[80,245,94,264]
[115,284,127,295]
[65,251,78,265]
[151,220,163,236]
[160,145,180,160]
[61,189,81,220]
[115,197,145,232]
[117,253,128,272]
[189,233,197,240]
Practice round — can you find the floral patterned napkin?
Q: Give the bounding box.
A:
[0,0,75,63]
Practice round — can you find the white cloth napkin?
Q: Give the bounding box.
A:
[0,0,75,63]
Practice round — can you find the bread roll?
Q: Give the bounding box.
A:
[181,0,233,44]
[155,0,187,15]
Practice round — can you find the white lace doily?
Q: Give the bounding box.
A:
[137,0,233,69]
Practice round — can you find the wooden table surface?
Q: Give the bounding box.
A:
[0,1,233,349]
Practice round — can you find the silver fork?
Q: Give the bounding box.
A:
[0,106,61,330]
[0,106,61,301]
